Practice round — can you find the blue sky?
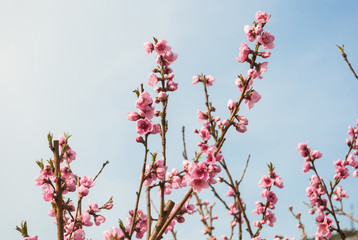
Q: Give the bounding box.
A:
[1,0,358,239]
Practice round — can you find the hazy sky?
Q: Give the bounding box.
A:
[1,0,358,239]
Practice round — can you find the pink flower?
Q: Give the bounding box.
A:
[103,202,114,210]
[257,31,275,49]
[205,75,215,86]
[235,124,247,133]
[78,185,89,197]
[258,175,273,188]
[80,176,95,188]
[89,200,100,212]
[95,215,106,226]
[312,150,322,160]
[163,51,178,65]
[103,227,123,240]
[189,178,209,193]
[302,162,311,173]
[81,211,93,226]
[260,51,271,58]
[197,110,206,121]
[136,119,153,135]
[135,136,144,143]
[244,90,261,110]
[199,127,211,141]
[244,25,263,42]
[42,184,54,202]
[154,40,171,55]
[127,111,140,121]
[143,42,153,56]
[257,62,268,79]
[73,229,85,240]
[192,75,200,85]
[227,99,235,110]
[255,11,270,24]
[247,69,258,79]
[167,80,178,91]
[236,42,251,62]
[148,73,159,86]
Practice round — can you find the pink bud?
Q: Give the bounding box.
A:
[135,136,144,143]
[127,111,140,121]
[227,99,235,110]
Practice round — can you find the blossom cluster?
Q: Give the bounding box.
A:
[252,164,283,229]
[296,119,358,239]
[32,134,113,240]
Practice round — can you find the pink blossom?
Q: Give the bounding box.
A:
[257,31,275,49]
[80,176,95,188]
[244,90,261,110]
[192,75,200,85]
[236,42,251,62]
[42,184,54,202]
[163,51,178,65]
[95,215,106,226]
[199,127,211,141]
[189,178,209,193]
[190,162,209,180]
[260,51,271,58]
[167,80,178,91]
[127,111,140,121]
[255,11,270,24]
[235,124,247,133]
[157,91,167,100]
[73,229,85,240]
[143,42,153,56]
[81,211,93,226]
[225,187,234,197]
[136,119,153,135]
[148,73,158,86]
[247,69,258,79]
[103,227,123,240]
[227,99,235,110]
[103,202,114,210]
[258,175,273,188]
[302,162,311,173]
[135,136,144,143]
[312,150,322,160]
[78,185,89,197]
[205,75,215,86]
[267,191,278,204]
[257,62,268,79]
[89,200,100,212]
[238,116,248,125]
[244,25,263,42]
[334,186,349,201]
[154,40,171,55]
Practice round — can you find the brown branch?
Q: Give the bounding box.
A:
[148,200,175,240]
[238,155,250,186]
[52,140,64,240]
[146,187,152,240]
[182,126,188,160]
[337,45,358,80]
[93,160,109,181]
[153,188,193,240]
[129,135,149,238]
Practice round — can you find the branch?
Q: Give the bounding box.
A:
[337,45,358,80]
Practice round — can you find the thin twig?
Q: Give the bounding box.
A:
[93,160,109,181]
[182,126,188,160]
[238,155,250,186]
[337,45,358,80]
